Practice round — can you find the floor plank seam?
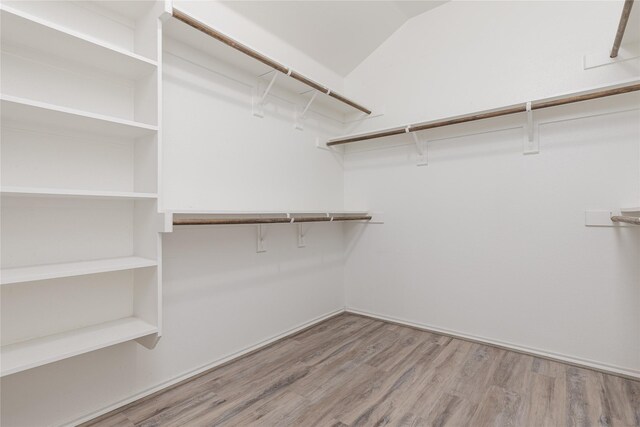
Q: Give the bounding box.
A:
[345,308,640,382]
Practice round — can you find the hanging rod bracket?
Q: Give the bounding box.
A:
[523,101,539,155]
[256,224,267,252]
[252,72,279,118]
[408,127,428,166]
[294,92,319,130]
[297,223,307,247]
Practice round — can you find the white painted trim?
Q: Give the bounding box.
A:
[65,305,639,426]
[346,308,640,380]
[64,308,346,427]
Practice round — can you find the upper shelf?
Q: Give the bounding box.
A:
[163,8,372,117]
[0,5,157,80]
[1,186,157,200]
[621,206,640,214]
[1,95,158,139]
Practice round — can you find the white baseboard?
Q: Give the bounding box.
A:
[346,307,640,380]
[66,308,346,427]
[68,305,638,426]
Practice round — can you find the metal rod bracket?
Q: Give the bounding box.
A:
[523,101,539,155]
[297,223,307,247]
[253,72,278,118]
[256,224,267,252]
[294,92,318,130]
[408,127,428,166]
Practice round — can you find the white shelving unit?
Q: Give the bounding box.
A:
[0,1,169,377]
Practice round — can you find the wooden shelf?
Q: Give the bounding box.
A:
[0,95,157,139]
[1,186,157,200]
[1,257,157,285]
[0,5,157,79]
[0,317,157,376]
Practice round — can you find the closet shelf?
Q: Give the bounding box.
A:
[0,257,157,285]
[1,187,157,200]
[164,10,371,117]
[0,5,157,79]
[621,206,640,213]
[0,317,157,377]
[0,95,158,139]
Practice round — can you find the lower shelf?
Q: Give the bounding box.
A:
[1,317,157,377]
[1,256,158,285]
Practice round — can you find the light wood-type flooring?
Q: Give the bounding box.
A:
[86,313,640,426]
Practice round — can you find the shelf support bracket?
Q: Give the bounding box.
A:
[523,101,539,155]
[256,224,267,252]
[253,72,279,118]
[408,127,428,166]
[297,223,307,247]
[294,91,318,130]
[136,334,161,349]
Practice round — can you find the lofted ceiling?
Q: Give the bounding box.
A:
[221,1,448,76]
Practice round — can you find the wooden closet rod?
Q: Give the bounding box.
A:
[611,0,634,58]
[611,215,640,225]
[326,81,640,146]
[173,215,373,226]
[171,8,372,115]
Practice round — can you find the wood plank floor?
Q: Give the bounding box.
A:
[85,313,640,427]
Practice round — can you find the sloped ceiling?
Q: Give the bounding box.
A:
[221,1,448,76]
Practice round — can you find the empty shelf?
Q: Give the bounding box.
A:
[0,95,157,139]
[1,6,157,79]
[1,257,157,285]
[621,206,640,213]
[1,317,157,376]
[1,186,157,200]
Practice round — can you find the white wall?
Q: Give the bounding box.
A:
[343,0,640,377]
[161,35,345,211]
